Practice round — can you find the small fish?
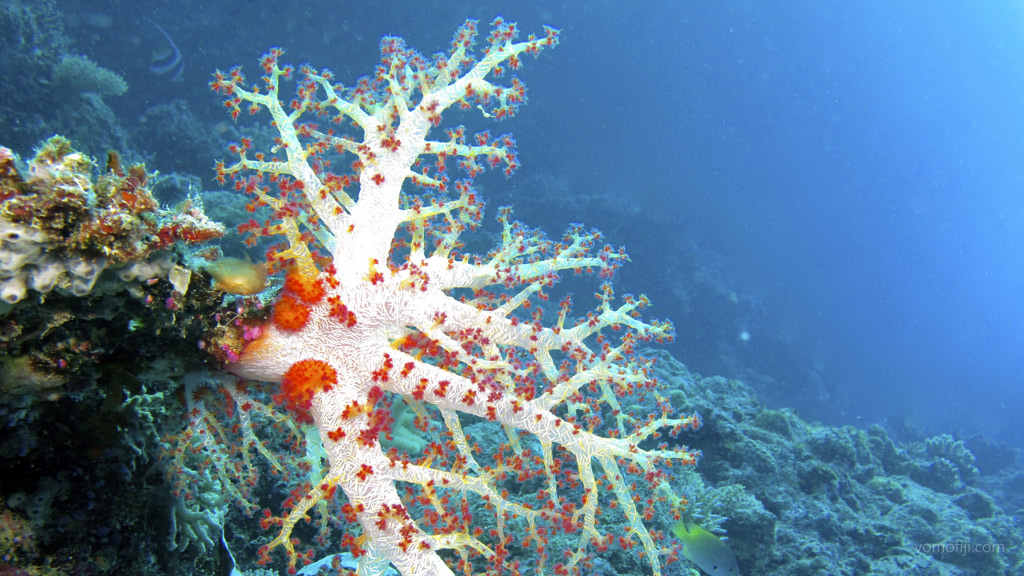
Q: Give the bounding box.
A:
[204,257,267,296]
[672,522,741,576]
[146,18,184,82]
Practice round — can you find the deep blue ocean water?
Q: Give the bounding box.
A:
[63,0,1024,448]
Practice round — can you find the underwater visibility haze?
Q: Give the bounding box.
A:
[0,1,1021,575]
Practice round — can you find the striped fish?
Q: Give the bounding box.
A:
[147,19,184,82]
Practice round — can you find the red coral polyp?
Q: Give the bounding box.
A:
[280,358,337,413]
[284,270,326,304]
[272,294,311,331]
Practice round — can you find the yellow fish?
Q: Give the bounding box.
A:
[672,522,741,576]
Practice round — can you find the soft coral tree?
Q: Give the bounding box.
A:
[211,18,700,576]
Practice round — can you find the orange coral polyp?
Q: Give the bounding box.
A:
[281,359,337,412]
[284,270,326,304]
[272,294,311,331]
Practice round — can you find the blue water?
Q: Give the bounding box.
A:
[64,0,1024,446]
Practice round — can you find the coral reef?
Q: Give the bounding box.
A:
[0,9,1019,576]
[0,0,128,155]
[0,497,36,565]
[0,136,224,304]
[0,232,263,576]
[1,255,1019,576]
[0,0,68,125]
[653,350,1022,575]
[51,54,128,97]
[136,99,231,177]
